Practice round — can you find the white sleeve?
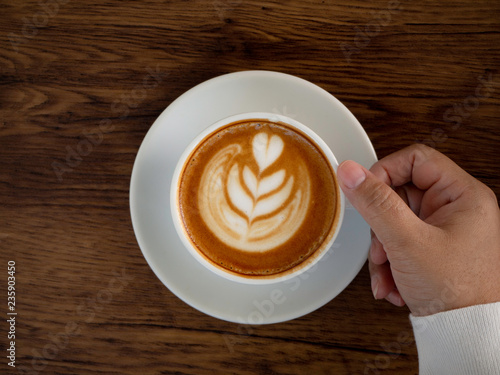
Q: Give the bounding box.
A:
[410,302,500,375]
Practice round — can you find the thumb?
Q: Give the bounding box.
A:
[337,160,424,247]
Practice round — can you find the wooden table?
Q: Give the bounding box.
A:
[1,0,499,374]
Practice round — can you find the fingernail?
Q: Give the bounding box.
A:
[371,276,379,300]
[338,161,366,189]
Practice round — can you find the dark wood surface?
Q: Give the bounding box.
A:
[1,0,499,374]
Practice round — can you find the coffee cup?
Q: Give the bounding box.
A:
[170,112,345,284]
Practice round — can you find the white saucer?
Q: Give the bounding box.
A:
[130,71,377,324]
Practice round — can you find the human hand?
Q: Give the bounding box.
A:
[337,144,500,316]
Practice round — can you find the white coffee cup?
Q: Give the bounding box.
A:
[170,112,345,284]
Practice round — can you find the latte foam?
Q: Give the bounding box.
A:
[177,120,339,276]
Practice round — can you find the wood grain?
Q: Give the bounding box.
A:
[0,0,499,374]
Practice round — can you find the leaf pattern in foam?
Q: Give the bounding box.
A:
[253,132,284,172]
[227,163,253,217]
[198,139,310,252]
[242,166,258,198]
[228,133,292,222]
[257,169,285,197]
[243,166,286,198]
[253,176,294,218]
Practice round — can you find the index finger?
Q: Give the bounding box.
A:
[371,144,472,193]
[370,144,477,219]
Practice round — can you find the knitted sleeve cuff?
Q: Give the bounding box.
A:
[410,302,500,375]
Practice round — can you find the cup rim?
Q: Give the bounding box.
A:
[170,112,345,285]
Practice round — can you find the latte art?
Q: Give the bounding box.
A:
[177,120,339,276]
[198,132,311,251]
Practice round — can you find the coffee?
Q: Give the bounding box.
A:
[176,119,340,277]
